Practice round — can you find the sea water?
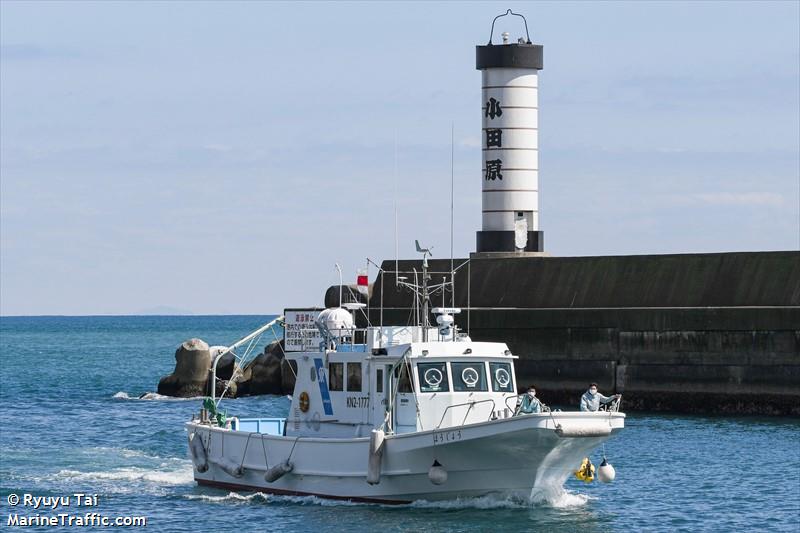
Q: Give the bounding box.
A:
[1,316,798,532]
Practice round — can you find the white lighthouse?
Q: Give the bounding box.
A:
[476,12,544,253]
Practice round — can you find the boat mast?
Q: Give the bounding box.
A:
[421,255,431,339]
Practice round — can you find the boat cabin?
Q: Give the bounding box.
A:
[281,310,519,438]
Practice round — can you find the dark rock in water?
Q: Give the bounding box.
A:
[158,337,291,399]
[281,358,297,395]
[157,338,211,397]
[215,350,237,381]
[211,378,238,399]
[239,352,282,395]
[266,339,285,358]
[237,340,286,396]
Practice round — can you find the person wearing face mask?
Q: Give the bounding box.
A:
[580,383,620,412]
[517,386,543,414]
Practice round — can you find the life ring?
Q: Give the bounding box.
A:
[299,391,310,412]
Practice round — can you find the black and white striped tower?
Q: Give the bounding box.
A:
[475,12,544,253]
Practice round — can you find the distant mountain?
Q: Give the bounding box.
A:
[134,305,195,316]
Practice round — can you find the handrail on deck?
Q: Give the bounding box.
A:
[435,398,497,429]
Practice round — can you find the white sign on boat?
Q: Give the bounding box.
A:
[284,308,323,352]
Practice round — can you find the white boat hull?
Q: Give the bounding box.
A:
[187,411,624,503]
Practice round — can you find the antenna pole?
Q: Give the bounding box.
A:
[450,122,454,274]
[335,263,343,308]
[467,259,471,336]
[394,131,399,282]
[450,122,455,307]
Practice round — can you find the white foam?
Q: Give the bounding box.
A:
[530,486,592,508]
[270,495,360,507]
[411,488,591,510]
[87,446,164,460]
[112,391,201,401]
[410,494,530,510]
[188,492,362,507]
[53,464,194,489]
[185,492,270,504]
[182,489,589,509]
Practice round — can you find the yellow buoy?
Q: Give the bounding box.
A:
[574,457,595,483]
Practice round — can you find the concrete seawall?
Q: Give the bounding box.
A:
[326,251,800,415]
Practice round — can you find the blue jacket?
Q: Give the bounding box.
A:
[519,393,542,414]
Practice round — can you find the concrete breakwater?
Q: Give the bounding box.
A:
[326,251,800,415]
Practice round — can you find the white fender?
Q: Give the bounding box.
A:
[366,429,385,485]
[598,460,616,482]
[264,461,294,483]
[189,433,208,473]
[555,421,612,438]
[428,460,448,485]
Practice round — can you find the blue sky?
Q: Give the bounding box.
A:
[1,1,798,315]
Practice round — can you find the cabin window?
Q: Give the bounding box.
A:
[489,362,514,392]
[376,369,384,393]
[394,363,413,393]
[418,362,449,393]
[346,362,362,392]
[328,362,343,391]
[451,362,488,392]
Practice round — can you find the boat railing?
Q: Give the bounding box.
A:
[435,398,497,429]
[602,396,623,413]
[504,394,519,414]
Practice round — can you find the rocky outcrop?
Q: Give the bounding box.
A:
[280,357,297,395]
[211,347,237,381]
[157,338,289,398]
[237,340,286,396]
[157,338,212,397]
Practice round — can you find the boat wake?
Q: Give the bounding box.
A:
[55,466,193,486]
[181,490,589,509]
[530,486,592,508]
[183,492,360,507]
[411,490,590,510]
[49,447,194,495]
[113,391,200,401]
[185,492,271,505]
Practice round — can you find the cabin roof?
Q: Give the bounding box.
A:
[287,340,513,361]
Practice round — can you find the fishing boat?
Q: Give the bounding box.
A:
[185,247,625,503]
